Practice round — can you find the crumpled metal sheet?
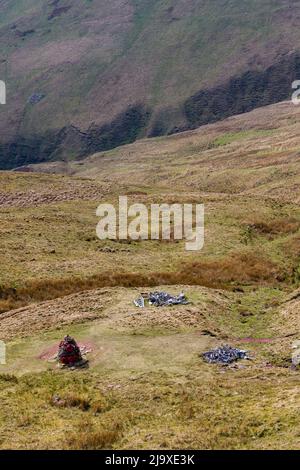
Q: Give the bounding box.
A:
[292,340,300,367]
[134,297,145,308]
[134,291,189,308]
[202,345,249,364]
[28,93,45,104]
[148,291,189,307]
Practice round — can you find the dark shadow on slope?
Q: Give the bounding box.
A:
[2,53,300,168]
[181,53,300,131]
[0,105,151,170]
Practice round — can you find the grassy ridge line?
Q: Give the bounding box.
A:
[0,250,289,313]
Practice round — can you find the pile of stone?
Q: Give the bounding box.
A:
[57,335,89,369]
[202,345,249,364]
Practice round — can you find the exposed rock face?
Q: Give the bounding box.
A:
[2,52,300,170]
[182,54,300,131]
[0,105,151,170]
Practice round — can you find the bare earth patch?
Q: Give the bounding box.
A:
[39,341,94,361]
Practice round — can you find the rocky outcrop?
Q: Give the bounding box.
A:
[0,105,151,170]
[182,53,300,131]
[2,53,300,169]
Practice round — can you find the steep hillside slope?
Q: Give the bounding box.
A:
[1,0,300,168]
[1,100,300,313]
[26,100,300,204]
[1,101,300,449]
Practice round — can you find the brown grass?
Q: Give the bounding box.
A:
[0,252,284,313]
[51,393,91,411]
[245,218,300,236]
[66,429,120,450]
[66,419,123,450]
[0,374,18,384]
[178,252,282,285]
[283,235,300,257]
[92,399,111,415]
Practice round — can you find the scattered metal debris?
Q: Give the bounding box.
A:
[134,296,145,308]
[202,345,250,364]
[134,291,189,308]
[28,93,45,105]
[292,340,300,368]
[149,291,189,307]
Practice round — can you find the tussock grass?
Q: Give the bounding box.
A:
[178,252,281,285]
[0,251,286,313]
[51,393,91,411]
[66,419,123,450]
[245,217,300,236]
[0,373,18,384]
[67,429,120,450]
[1,368,300,450]
[281,235,300,263]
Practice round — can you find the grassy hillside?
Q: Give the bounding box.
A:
[1,100,300,310]
[1,100,300,449]
[1,0,300,167]
[1,285,299,450]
